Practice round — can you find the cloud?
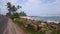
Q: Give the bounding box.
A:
[0,0,60,16]
[0,0,18,15]
[21,0,60,16]
[40,0,56,4]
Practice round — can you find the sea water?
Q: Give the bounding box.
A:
[30,16,60,23]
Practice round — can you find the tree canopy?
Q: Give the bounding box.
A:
[6,2,22,16]
[6,2,27,19]
[19,11,27,16]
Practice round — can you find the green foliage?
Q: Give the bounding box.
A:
[12,5,17,13]
[19,11,27,16]
[14,13,19,18]
[6,2,27,17]
[7,2,12,8]
[15,20,23,25]
[51,30,58,34]
[15,20,45,34]
[10,11,27,19]
[7,2,12,16]
[51,28,60,34]
[6,2,21,16]
[11,13,19,19]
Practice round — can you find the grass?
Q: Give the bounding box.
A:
[14,19,60,34]
[15,20,45,34]
[51,28,60,34]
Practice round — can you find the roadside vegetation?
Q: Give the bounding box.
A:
[15,19,45,34]
[6,2,60,34]
[14,18,60,34]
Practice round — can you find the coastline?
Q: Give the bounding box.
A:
[20,16,60,24]
[13,16,60,34]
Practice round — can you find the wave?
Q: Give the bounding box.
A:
[47,20,59,23]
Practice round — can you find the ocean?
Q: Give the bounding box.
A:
[30,16,60,23]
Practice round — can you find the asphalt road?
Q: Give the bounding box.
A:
[0,16,8,34]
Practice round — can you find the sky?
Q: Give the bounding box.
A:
[0,0,60,16]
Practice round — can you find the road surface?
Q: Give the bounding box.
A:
[0,16,8,34]
[0,16,27,34]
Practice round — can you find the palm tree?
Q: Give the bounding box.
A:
[12,5,16,14]
[7,2,12,16]
[12,5,22,14]
[19,11,27,16]
[6,2,22,16]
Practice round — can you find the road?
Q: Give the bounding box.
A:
[0,16,8,34]
[0,16,27,34]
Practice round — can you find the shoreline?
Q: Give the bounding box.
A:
[13,16,60,34]
[20,16,60,24]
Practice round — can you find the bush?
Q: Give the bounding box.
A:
[15,20,24,26]
[10,13,19,20]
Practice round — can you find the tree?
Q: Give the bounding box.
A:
[11,12,20,19]
[6,2,22,16]
[12,5,16,14]
[6,2,12,16]
[19,11,27,16]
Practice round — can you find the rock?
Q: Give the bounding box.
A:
[45,30,52,34]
